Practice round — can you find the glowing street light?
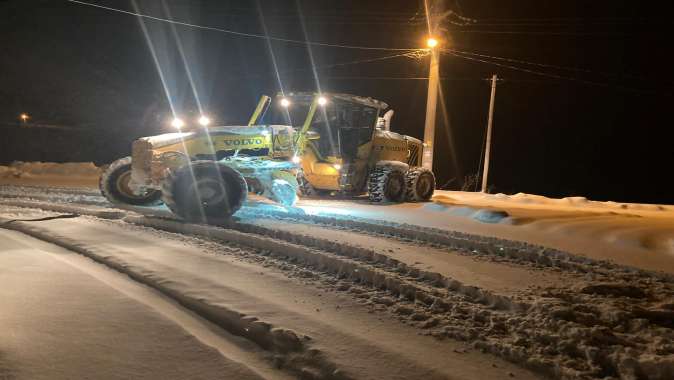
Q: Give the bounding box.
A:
[198,116,211,126]
[280,98,291,107]
[426,37,439,48]
[317,96,327,106]
[19,113,29,124]
[171,117,185,129]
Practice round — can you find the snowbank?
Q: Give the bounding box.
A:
[0,161,101,187]
[429,190,674,262]
[434,191,673,216]
[0,161,101,178]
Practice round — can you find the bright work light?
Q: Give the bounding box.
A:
[198,116,211,126]
[280,98,291,107]
[317,96,327,106]
[171,118,185,129]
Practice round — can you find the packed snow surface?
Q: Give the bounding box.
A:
[1,163,674,379]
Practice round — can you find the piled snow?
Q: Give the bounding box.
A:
[429,191,674,266]
[434,191,672,216]
[0,161,101,179]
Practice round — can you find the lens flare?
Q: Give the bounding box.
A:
[198,116,211,126]
[171,118,185,129]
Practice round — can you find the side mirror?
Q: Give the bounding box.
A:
[305,130,321,140]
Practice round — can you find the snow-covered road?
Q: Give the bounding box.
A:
[0,228,277,380]
[1,182,674,379]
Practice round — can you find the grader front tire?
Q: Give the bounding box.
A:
[99,156,162,206]
[161,161,247,223]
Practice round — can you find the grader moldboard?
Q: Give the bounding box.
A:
[100,92,435,222]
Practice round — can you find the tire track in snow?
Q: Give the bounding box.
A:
[2,228,295,380]
[2,186,670,282]
[3,187,674,378]
[0,214,535,380]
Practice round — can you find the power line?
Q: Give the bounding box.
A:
[474,16,651,22]
[321,76,487,81]
[65,0,420,51]
[443,50,669,95]
[471,21,651,26]
[222,51,425,80]
[449,29,633,36]
[445,48,662,83]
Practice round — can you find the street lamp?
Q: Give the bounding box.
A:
[19,113,29,125]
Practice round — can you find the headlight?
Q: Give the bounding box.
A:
[198,116,211,126]
[171,118,184,129]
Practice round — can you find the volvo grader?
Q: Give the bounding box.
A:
[100,92,435,222]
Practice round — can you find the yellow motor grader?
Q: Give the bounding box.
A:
[100,92,435,222]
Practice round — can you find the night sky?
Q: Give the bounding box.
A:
[1,0,672,203]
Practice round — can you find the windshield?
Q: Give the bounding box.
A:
[267,103,311,127]
[312,99,378,158]
[265,95,379,159]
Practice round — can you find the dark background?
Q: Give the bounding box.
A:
[1,0,672,203]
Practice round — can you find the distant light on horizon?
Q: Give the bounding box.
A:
[19,113,29,122]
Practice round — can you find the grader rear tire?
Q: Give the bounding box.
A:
[99,156,162,206]
[161,161,247,223]
[368,165,406,203]
[405,167,435,202]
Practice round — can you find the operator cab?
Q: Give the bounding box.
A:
[266,92,386,159]
[253,92,389,192]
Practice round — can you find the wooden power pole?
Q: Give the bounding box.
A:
[481,74,497,193]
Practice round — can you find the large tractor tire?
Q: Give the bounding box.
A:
[161,161,248,223]
[405,167,435,202]
[368,164,407,203]
[99,156,162,206]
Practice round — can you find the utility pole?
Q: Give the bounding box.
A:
[421,0,444,171]
[481,74,497,193]
[422,44,440,170]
